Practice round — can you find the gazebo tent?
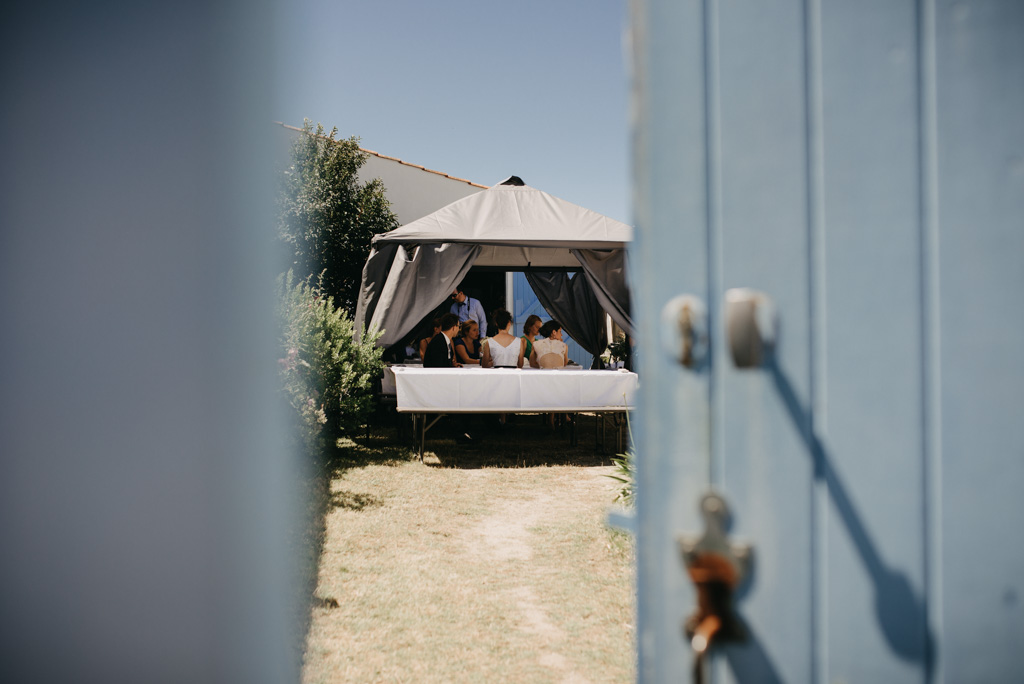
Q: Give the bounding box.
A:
[354,177,633,353]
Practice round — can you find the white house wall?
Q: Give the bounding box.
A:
[274,122,484,226]
[359,154,484,225]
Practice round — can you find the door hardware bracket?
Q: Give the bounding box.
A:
[678,491,753,680]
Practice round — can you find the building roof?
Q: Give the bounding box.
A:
[274,122,487,189]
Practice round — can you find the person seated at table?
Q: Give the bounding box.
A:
[453,319,482,365]
[521,314,542,360]
[423,313,462,368]
[530,320,570,368]
[481,309,526,368]
[421,313,477,443]
[418,317,442,361]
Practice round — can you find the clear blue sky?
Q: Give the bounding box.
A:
[274,0,631,224]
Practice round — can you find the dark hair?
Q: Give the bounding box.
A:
[431,317,442,330]
[493,309,513,331]
[522,314,542,336]
[539,320,562,339]
[459,319,478,336]
[440,313,460,331]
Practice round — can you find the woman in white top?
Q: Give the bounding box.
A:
[529,320,570,368]
[481,309,526,368]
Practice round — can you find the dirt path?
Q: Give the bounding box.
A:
[302,458,634,683]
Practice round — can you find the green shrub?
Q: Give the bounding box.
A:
[606,334,630,364]
[277,270,384,449]
[278,120,398,315]
[607,447,635,506]
[605,412,636,506]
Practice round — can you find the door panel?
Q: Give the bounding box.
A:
[633,0,1024,681]
[818,1,930,680]
[632,0,715,679]
[935,1,1024,679]
[714,0,815,681]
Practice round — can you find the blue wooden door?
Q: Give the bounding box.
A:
[631,1,1024,681]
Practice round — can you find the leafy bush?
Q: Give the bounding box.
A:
[277,270,384,449]
[605,412,636,506]
[607,448,635,506]
[607,334,630,362]
[278,120,398,315]
[599,333,629,365]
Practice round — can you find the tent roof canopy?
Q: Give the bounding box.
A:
[355,177,634,347]
[373,177,633,256]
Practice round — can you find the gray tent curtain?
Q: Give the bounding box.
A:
[571,248,634,337]
[524,271,608,361]
[354,243,400,343]
[363,243,481,348]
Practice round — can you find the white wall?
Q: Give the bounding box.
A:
[360,153,484,225]
[275,123,485,225]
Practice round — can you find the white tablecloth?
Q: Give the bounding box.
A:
[390,366,637,413]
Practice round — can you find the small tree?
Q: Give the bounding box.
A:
[278,120,398,314]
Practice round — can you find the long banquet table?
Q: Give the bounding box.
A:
[387,365,638,459]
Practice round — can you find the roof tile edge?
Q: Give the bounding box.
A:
[274,122,488,189]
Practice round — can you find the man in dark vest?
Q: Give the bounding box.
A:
[423,313,461,368]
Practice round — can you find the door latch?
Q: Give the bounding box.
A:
[661,295,708,369]
[678,492,752,682]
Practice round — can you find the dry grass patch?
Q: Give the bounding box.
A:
[302,419,634,683]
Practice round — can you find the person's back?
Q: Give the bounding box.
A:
[482,309,525,368]
[529,320,569,368]
[488,336,523,367]
[533,338,566,368]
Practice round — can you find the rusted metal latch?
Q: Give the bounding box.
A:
[678,492,752,683]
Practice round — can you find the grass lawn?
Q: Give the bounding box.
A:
[300,413,635,683]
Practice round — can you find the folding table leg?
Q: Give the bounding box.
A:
[418,414,445,463]
[617,413,625,453]
[419,414,425,462]
[410,414,418,454]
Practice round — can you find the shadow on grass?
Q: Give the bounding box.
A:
[329,489,383,510]
[292,410,632,668]
[411,412,630,470]
[331,434,416,469]
[292,420,416,664]
[290,443,332,671]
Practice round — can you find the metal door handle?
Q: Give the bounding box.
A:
[725,288,776,368]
